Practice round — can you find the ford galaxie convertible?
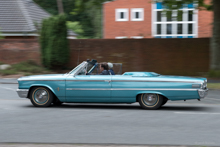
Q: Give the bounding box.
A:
[17,60,208,110]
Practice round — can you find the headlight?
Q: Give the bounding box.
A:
[201,80,207,89]
[198,89,208,98]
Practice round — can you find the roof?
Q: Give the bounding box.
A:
[68,30,77,36]
[0,0,50,33]
[0,0,77,36]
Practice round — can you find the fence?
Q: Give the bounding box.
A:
[0,38,210,75]
[69,38,210,75]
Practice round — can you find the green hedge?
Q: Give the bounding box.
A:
[40,14,69,69]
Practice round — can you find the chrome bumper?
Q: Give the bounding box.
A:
[198,88,208,98]
[16,89,29,98]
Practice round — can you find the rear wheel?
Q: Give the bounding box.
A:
[30,87,54,107]
[138,93,163,110]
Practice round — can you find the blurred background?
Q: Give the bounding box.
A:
[0,0,219,78]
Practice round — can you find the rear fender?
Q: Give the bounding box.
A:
[136,91,168,99]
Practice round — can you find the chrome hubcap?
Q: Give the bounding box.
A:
[34,89,48,103]
[143,94,158,106]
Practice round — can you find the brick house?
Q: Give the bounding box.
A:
[103,0,213,39]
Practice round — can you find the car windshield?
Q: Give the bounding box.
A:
[66,62,86,75]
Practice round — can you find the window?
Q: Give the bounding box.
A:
[115,36,127,39]
[131,8,144,21]
[152,3,198,38]
[131,36,144,39]
[116,9,129,21]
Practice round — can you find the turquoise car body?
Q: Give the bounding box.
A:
[17,61,208,103]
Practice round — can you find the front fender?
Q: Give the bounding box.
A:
[28,84,66,102]
[29,84,57,96]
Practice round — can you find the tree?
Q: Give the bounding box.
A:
[34,0,95,38]
[154,0,220,70]
[211,0,220,70]
[40,14,69,69]
[67,21,85,38]
[57,0,64,14]
[72,0,113,38]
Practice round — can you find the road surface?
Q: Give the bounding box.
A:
[0,84,220,146]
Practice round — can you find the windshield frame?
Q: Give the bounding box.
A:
[66,61,87,76]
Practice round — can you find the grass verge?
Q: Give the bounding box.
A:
[208,70,220,78]
[207,83,220,90]
[0,61,51,76]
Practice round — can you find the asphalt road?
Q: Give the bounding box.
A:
[0,84,220,146]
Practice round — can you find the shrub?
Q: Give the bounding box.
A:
[40,14,69,69]
[208,70,220,78]
[0,69,16,75]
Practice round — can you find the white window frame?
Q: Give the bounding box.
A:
[131,36,144,39]
[131,8,144,21]
[151,3,198,38]
[115,36,128,39]
[116,9,129,21]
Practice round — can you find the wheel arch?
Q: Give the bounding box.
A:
[136,91,169,102]
[27,85,57,99]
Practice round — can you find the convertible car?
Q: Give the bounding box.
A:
[16,60,208,110]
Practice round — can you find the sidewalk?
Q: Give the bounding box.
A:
[0,78,17,84]
[0,144,216,147]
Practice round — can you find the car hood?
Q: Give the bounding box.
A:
[18,74,66,81]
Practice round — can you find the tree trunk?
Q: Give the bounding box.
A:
[211,0,220,70]
[57,0,64,14]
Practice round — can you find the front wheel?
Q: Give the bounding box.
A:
[161,98,168,106]
[138,93,163,110]
[30,87,54,107]
[53,98,63,106]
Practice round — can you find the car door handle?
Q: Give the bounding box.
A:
[105,80,111,83]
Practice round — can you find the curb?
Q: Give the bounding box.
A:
[0,82,18,84]
[0,78,18,84]
[0,143,217,147]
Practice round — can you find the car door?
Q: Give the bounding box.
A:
[111,75,144,103]
[65,75,112,102]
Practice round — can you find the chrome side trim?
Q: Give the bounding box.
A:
[16,89,29,98]
[66,88,110,90]
[18,79,202,84]
[19,80,108,82]
[66,88,198,91]
[65,80,202,83]
[192,84,201,88]
[18,80,65,81]
[66,80,110,82]
[111,80,202,83]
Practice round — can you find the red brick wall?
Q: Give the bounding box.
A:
[103,0,152,39]
[104,0,213,39]
[0,39,40,64]
[69,38,210,75]
[198,0,213,38]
